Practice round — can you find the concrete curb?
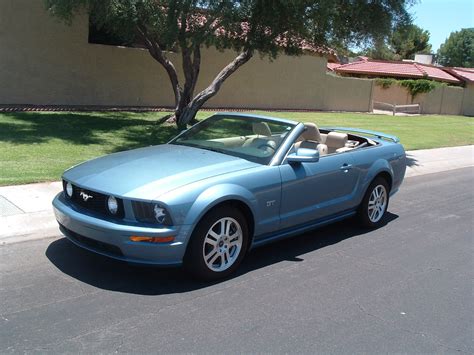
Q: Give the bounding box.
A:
[1,145,472,245]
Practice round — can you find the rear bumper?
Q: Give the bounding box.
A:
[52,193,192,266]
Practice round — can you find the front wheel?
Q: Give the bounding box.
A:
[184,206,249,280]
[357,177,390,228]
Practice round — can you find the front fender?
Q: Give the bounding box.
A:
[183,183,258,227]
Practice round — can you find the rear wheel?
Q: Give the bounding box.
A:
[357,177,390,228]
[185,206,248,280]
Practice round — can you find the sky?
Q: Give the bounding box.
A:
[409,0,474,52]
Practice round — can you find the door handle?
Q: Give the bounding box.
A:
[340,164,353,171]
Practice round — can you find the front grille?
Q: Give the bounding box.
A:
[63,181,125,219]
[60,224,124,258]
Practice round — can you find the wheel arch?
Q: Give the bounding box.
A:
[364,159,394,190]
[374,171,393,192]
[200,199,255,245]
[183,184,258,247]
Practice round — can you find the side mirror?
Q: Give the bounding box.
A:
[287,148,320,164]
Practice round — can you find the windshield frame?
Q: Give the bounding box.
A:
[169,113,298,165]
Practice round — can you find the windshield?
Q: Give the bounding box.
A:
[171,115,296,165]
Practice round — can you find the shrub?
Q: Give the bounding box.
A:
[375,78,398,89]
[375,78,444,100]
[400,79,443,100]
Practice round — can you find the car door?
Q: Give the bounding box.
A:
[278,152,360,229]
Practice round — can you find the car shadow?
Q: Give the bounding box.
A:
[45,212,398,295]
[405,153,419,167]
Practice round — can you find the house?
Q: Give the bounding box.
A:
[332,57,461,84]
[443,67,474,84]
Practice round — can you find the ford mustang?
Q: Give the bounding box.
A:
[53,113,406,280]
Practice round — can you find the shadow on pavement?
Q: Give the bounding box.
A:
[46,213,398,295]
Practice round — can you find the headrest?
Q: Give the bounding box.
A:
[252,122,272,137]
[300,123,321,142]
[326,132,348,147]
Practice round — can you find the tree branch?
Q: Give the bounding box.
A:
[178,48,253,126]
[192,49,253,107]
[136,25,182,110]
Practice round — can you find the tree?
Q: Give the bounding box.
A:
[363,24,431,60]
[437,28,474,68]
[45,0,414,128]
[391,24,431,59]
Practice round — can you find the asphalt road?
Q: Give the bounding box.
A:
[1,167,473,353]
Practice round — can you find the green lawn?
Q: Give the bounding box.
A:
[0,111,472,186]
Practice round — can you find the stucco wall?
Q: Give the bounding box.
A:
[373,84,468,115]
[0,0,173,106]
[438,86,464,115]
[1,0,470,115]
[462,83,474,117]
[373,85,411,105]
[0,0,374,112]
[322,74,373,112]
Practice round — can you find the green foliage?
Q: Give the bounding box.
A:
[391,24,432,59]
[363,24,432,60]
[44,0,306,59]
[44,0,416,125]
[400,79,441,99]
[437,28,474,67]
[45,0,415,60]
[375,78,398,89]
[375,78,442,99]
[364,38,397,60]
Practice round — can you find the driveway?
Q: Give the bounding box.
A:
[1,167,472,353]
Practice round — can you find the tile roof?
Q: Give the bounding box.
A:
[327,62,342,71]
[335,59,461,83]
[191,15,337,57]
[443,67,474,83]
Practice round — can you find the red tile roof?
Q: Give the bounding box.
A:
[191,15,337,58]
[443,67,474,83]
[335,59,461,83]
[327,62,342,71]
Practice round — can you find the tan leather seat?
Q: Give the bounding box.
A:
[298,140,328,155]
[295,123,328,155]
[297,123,322,142]
[243,122,273,147]
[252,122,271,137]
[326,132,348,154]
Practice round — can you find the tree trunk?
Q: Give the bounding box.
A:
[176,49,253,127]
[137,25,182,112]
[174,45,201,128]
[138,25,253,129]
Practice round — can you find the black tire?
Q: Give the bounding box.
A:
[184,206,249,281]
[357,177,390,228]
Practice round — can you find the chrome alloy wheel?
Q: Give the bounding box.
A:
[368,184,387,223]
[202,217,243,272]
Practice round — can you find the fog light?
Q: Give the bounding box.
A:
[66,182,73,198]
[129,236,175,243]
[107,196,118,215]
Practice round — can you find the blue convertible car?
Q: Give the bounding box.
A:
[53,113,406,279]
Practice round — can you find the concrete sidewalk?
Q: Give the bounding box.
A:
[1,145,472,245]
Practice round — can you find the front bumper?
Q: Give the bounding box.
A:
[52,193,191,266]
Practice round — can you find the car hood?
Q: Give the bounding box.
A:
[63,144,259,200]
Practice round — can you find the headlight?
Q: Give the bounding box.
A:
[153,204,168,224]
[132,201,173,226]
[65,182,73,198]
[107,196,118,215]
